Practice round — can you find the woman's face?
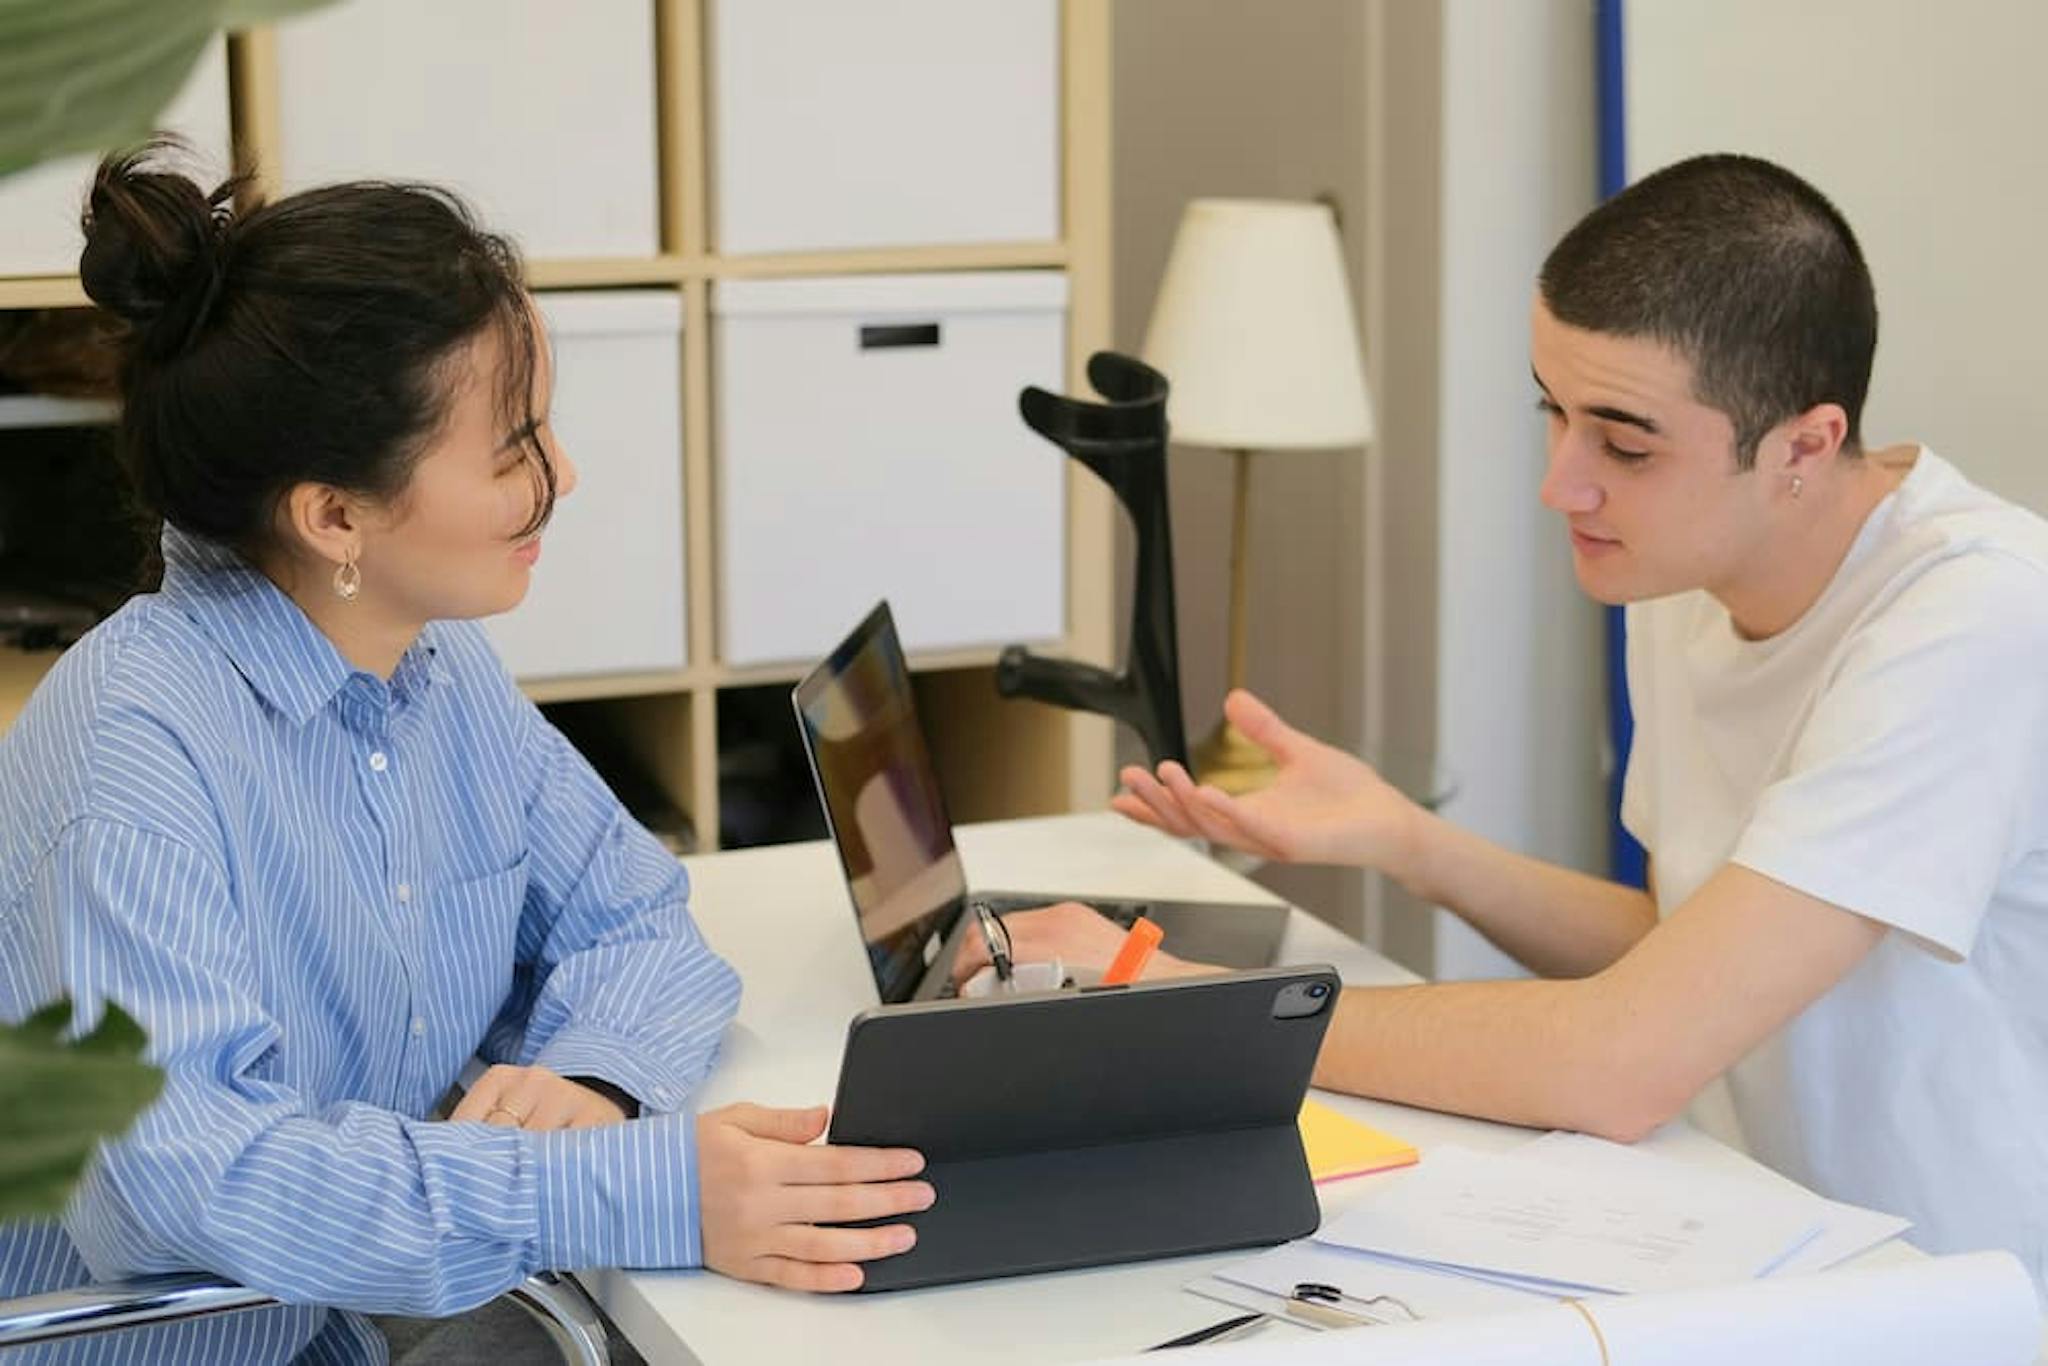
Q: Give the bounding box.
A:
[354,307,577,626]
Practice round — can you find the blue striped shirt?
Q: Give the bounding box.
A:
[0,527,740,1363]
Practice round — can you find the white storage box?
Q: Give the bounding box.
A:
[485,290,687,680]
[275,0,659,260]
[714,271,1067,666]
[710,0,1060,254]
[0,40,232,276]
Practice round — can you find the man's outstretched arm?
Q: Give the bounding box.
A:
[1309,863,1885,1141]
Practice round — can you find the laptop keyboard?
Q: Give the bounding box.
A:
[1097,899,1154,928]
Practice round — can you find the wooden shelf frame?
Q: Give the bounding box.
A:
[0,277,90,310]
[0,649,59,734]
[0,0,1118,849]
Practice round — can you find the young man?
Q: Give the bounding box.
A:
[960,154,2048,1290]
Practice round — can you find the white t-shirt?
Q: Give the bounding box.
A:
[1622,448,2048,1289]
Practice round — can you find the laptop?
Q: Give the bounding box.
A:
[792,601,1290,1003]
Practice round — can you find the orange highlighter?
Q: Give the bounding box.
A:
[1100,916,1165,985]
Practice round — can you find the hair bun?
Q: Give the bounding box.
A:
[79,139,241,357]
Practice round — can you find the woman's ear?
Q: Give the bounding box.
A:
[279,481,363,570]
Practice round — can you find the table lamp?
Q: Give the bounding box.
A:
[1141,198,1373,794]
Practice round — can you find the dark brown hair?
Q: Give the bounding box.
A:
[78,138,554,554]
[1540,153,1878,469]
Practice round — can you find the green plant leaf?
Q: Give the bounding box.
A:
[0,999,162,1222]
[0,0,341,181]
[14,999,71,1047]
[72,1001,149,1059]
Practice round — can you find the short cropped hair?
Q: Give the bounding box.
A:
[1539,153,1877,468]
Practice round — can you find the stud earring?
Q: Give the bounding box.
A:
[1790,474,1805,499]
[332,555,362,602]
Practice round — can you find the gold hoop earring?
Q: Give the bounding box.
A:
[332,556,362,602]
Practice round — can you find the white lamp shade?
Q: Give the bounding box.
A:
[1142,198,1373,450]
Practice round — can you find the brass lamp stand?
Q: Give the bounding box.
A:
[1192,448,1277,794]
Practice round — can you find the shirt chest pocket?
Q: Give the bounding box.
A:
[419,857,530,1040]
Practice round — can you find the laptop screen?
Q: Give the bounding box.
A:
[793,602,969,1003]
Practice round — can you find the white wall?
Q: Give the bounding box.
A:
[1626,0,2048,513]
[1370,0,1608,980]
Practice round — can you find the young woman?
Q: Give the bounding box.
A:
[0,146,930,1364]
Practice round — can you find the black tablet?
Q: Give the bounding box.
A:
[826,964,1340,1291]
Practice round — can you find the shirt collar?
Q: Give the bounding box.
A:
[158,524,446,726]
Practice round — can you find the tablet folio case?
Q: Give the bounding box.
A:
[826,965,1339,1291]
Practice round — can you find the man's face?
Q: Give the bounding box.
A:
[1529,297,1775,606]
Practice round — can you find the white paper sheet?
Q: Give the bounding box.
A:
[1096,1252,2043,1366]
[1517,1130,1912,1276]
[1318,1144,1824,1294]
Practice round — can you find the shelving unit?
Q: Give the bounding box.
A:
[0,1,1118,852]
[0,395,118,430]
[0,649,56,734]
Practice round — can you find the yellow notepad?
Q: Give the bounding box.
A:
[1298,1099,1418,1183]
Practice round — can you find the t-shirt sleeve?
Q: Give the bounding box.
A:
[1731,552,2048,961]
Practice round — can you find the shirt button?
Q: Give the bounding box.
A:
[368,751,389,773]
[396,883,412,904]
[410,1017,426,1038]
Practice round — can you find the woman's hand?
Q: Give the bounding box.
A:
[1113,689,1423,875]
[450,1064,629,1130]
[696,1103,934,1292]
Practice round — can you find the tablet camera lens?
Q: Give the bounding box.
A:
[1273,980,1335,1019]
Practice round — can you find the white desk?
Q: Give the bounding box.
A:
[587,813,1918,1365]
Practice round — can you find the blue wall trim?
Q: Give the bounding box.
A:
[1596,0,1648,887]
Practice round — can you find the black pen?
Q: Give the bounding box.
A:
[1147,1311,1266,1350]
